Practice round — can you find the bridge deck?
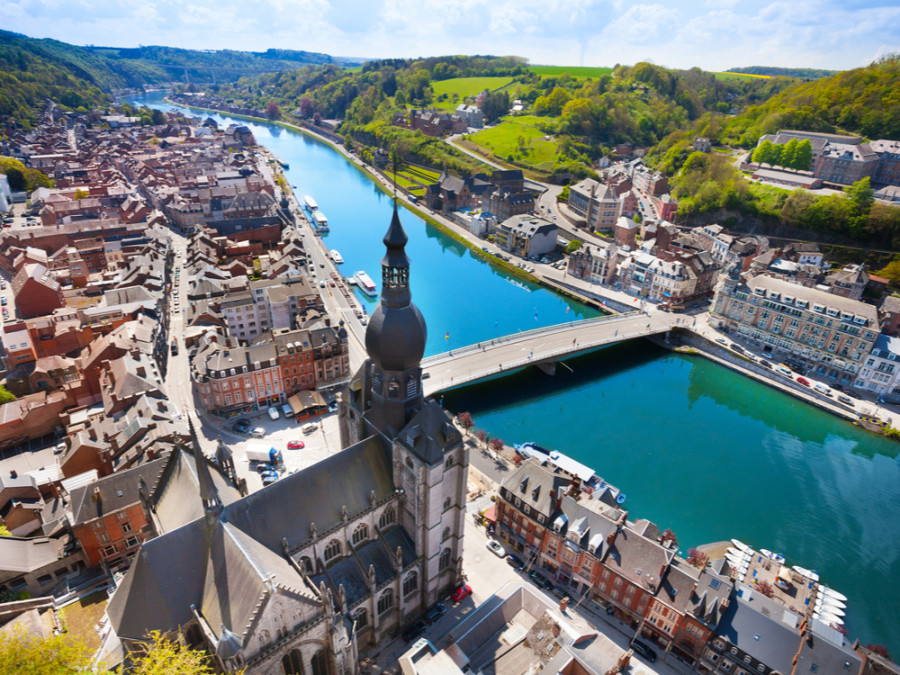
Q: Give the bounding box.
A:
[422,311,682,396]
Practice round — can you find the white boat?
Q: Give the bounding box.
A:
[330,250,344,264]
[304,196,318,211]
[793,566,820,582]
[820,586,848,602]
[313,211,329,231]
[726,547,751,559]
[352,271,377,297]
[816,604,846,617]
[819,596,847,610]
[731,539,751,553]
[760,549,785,564]
[814,611,844,626]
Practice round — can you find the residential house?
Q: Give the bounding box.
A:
[496,214,558,259]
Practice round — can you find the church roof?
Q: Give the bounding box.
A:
[397,399,460,466]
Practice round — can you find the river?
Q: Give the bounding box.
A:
[132,93,900,655]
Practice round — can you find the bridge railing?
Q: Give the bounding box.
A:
[424,321,670,392]
[422,310,645,365]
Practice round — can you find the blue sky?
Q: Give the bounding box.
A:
[2,0,899,71]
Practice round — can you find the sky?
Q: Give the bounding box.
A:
[2,0,899,72]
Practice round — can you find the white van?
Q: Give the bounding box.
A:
[774,365,792,377]
[813,383,832,396]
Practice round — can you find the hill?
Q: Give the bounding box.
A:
[0,30,346,129]
[720,55,900,146]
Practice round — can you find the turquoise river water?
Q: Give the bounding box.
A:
[134,94,900,654]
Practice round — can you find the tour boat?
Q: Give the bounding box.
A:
[761,549,785,564]
[820,586,848,602]
[352,271,377,297]
[304,195,318,211]
[330,249,344,264]
[313,211,329,231]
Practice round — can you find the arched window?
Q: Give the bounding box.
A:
[442,527,451,542]
[324,539,341,562]
[311,649,332,675]
[445,454,454,469]
[440,548,451,571]
[282,649,304,675]
[443,497,451,511]
[377,589,393,615]
[379,508,395,530]
[352,523,369,547]
[299,556,313,575]
[403,571,418,597]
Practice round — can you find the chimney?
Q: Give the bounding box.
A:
[92,486,101,502]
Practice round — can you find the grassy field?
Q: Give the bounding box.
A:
[529,65,613,79]
[431,77,515,110]
[384,163,440,196]
[714,71,772,81]
[466,116,559,173]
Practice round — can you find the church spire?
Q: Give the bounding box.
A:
[380,202,411,308]
[189,417,223,524]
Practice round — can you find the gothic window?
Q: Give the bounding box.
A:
[387,378,400,398]
[311,649,332,675]
[282,650,304,675]
[439,548,451,571]
[406,377,417,397]
[403,571,418,597]
[299,556,313,575]
[377,589,394,615]
[442,527,451,541]
[354,608,368,631]
[443,497,451,511]
[352,523,369,547]
[406,457,414,470]
[324,539,341,562]
[445,454,454,469]
[379,508,395,530]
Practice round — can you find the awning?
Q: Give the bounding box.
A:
[288,389,327,415]
[482,505,497,523]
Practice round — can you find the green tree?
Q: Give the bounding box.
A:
[781,138,799,168]
[0,525,10,537]
[5,167,25,191]
[845,176,874,216]
[126,630,233,675]
[0,626,94,674]
[794,139,813,170]
[0,386,14,405]
[565,239,582,253]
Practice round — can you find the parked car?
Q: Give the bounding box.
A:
[450,584,472,603]
[287,440,305,450]
[401,619,427,643]
[528,570,554,591]
[486,540,505,557]
[844,389,862,400]
[268,406,280,420]
[759,359,773,370]
[813,383,832,396]
[630,639,657,662]
[232,420,251,433]
[730,343,744,354]
[506,554,525,571]
[837,394,854,406]
[423,603,446,624]
[251,427,266,438]
[715,337,727,345]
[796,377,811,387]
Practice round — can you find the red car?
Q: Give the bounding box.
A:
[287,440,305,450]
[450,584,472,603]
[796,377,811,387]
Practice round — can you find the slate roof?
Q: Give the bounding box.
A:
[70,459,166,526]
[396,400,461,466]
[605,523,674,592]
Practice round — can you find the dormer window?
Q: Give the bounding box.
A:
[532,486,541,501]
[519,478,529,493]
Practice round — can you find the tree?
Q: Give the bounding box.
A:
[864,645,891,661]
[73,189,89,200]
[265,102,281,121]
[845,176,874,216]
[756,580,775,598]
[780,138,799,168]
[565,239,582,254]
[457,412,474,435]
[0,386,14,404]
[794,139,813,170]
[5,167,25,191]
[0,525,10,537]
[686,548,708,568]
[298,97,314,118]
[489,437,505,453]
[662,528,677,547]
[126,630,236,674]
[0,626,94,673]
[476,429,488,446]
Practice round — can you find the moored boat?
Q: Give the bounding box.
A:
[814,611,844,626]
[820,586,848,602]
[731,539,751,553]
[351,271,377,297]
[817,596,847,610]
[313,211,329,231]
[726,547,751,559]
[330,249,344,264]
[793,566,820,582]
[304,195,318,211]
[760,549,785,564]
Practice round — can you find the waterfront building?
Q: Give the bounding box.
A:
[854,334,900,400]
[496,214,558,259]
[567,178,621,232]
[712,269,879,382]
[107,204,468,674]
[567,243,619,285]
